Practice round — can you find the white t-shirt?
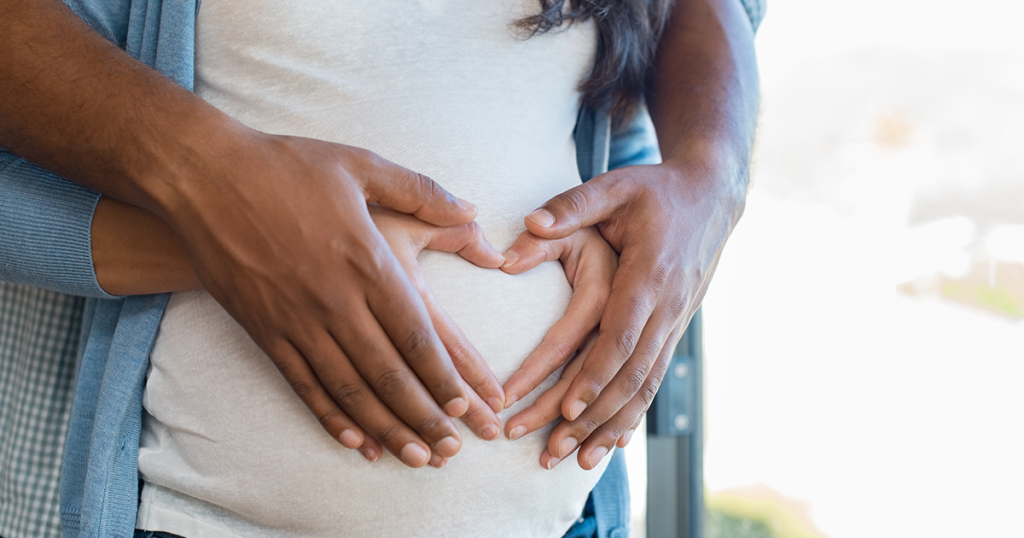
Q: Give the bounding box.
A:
[136,1,609,537]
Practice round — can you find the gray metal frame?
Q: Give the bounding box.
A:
[645,309,703,538]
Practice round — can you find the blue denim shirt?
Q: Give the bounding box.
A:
[0,2,763,537]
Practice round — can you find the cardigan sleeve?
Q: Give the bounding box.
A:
[0,151,117,298]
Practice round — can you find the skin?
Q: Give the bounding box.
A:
[1,0,759,472]
[1,0,501,467]
[501,0,760,470]
[90,196,617,468]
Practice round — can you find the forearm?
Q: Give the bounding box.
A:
[515,0,762,469]
[647,0,760,213]
[0,0,237,216]
[92,197,201,295]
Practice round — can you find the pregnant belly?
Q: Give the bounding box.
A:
[138,251,610,538]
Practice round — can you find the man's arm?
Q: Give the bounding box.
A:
[511,0,760,469]
[0,0,504,466]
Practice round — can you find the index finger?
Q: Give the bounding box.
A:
[363,247,471,418]
[558,259,657,422]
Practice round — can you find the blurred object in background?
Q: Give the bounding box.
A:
[756,51,1024,319]
[699,1,1024,537]
[708,485,826,538]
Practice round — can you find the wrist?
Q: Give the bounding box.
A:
[123,103,254,223]
[92,197,202,295]
[659,139,749,224]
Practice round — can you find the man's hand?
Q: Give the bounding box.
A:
[161,133,504,469]
[1,0,501,468]
[507,0,760,470]
[91,195,509,468]
[366,204,508,467]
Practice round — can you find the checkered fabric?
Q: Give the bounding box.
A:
[0,282,83,538]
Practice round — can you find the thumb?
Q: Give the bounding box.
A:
[360,151,478,227]
[524,174,623,240]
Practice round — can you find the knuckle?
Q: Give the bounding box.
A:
[544,338,577,366]
[609,326,640,358]
[666,291,687,318]
[577,416,603,434]
[625,293,648,317]
[348,242,392,283]
[445,340,473,368]
[414,416,446,438]
[399,328,435,362]
[648,262,671,288]
[288,380,318,402]
[419,172,442,198]
[639,338,664,362]
[328,382,366,411]
[349,148,378,180]
[639,376,662,408]
[621,367,647,398]
[314,407,342,427]
[375,424,404,446]
[373,368,411,400]
[460,404,486,424]
[353,146,376,161]
[431,375,459,398]
[560,188,590,217]
[599,421,627,441]
[578,376,606,401]
[640,384,659,408]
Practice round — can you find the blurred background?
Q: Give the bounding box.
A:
[626,0,1024,536]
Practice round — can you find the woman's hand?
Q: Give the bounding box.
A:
[504,330,597,470]
[353,205,509,467]
[496,226,618,466]
[514,160,742,471]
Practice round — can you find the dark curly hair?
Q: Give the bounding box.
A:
[517,0,674,123]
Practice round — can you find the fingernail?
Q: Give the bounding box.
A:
[429,452,446,469]
[443,397,468,417]
[456,197,478,213]
[482,424,501,440]
[508,425,527,441]
[588,446,609,468]
[568,400,587,421]
[557,436,578,458]
[501,249,520,269]
[527,209,555,228]
[338,429,361,449]
[487,397,504,413]
[621,429,635,447]
[359,446,379,462]
[504,394,519,409]
[545,456,562,470]
[401,443,430,467]
[434,435,461,456]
